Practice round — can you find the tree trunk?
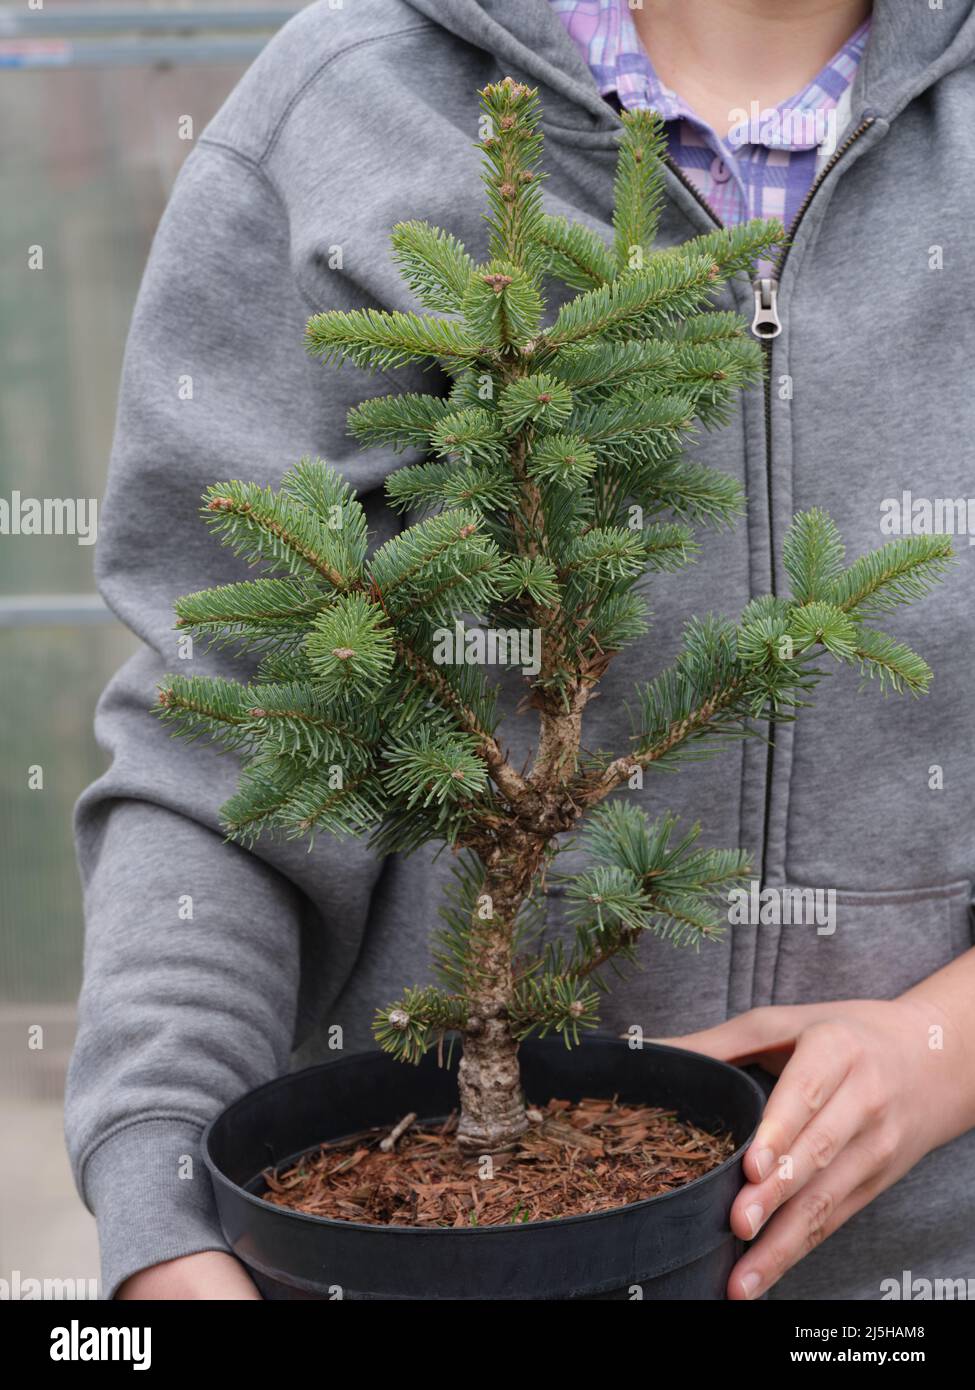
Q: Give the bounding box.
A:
[455,836,542,1153]
[456,1020,528,1153]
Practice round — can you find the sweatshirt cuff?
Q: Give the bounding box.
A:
[81,1118,230,1299]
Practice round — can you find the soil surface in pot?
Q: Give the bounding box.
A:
[261,1095,734,1226]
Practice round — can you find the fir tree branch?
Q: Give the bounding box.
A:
[851,628,934,694]
[576,676,746,809]
[392,639,531,809]
[305,306,480,373]
[612,109,667,272]
[346,392,453,453]
[243,684,377,761]
[543,253,718,348]
[665,218,784,281]
[202,483,354,589]
[509,973,600,1044]
[547,338,676,394]
[368,510,503,624]
[829,534,954,617]
[374,986,469,1064]
[478,78,547,275]
[155,675,251,749]
[390,219,475,312]
[462,262,543,349]
[533,213,615,290]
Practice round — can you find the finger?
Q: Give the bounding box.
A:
[741,1021,856,1184]
[731,1081,865,1239]
[650,1004,825,1061]
[728,1140,889,1300]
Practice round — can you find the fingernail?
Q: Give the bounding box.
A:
[751,1146,774,1180]
[740,1270,762,1300]
[745,1202,764,1238]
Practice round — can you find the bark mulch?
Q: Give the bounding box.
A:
[261,1096,735,1227]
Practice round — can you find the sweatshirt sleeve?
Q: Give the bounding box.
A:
[65,139,406,1298]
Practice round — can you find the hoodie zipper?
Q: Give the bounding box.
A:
[668,119,876,891]
[753,116,875,886]
[754,117,876,339]
[668,116,875,442]
[754,117,877,604]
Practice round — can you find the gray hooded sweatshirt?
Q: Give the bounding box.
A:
[68,0,975,1299]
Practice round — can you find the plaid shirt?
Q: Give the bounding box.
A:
[552,0,869,269]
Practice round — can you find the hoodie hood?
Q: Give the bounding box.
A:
[398,0,617,131]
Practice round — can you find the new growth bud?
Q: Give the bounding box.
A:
[482,273,514,294]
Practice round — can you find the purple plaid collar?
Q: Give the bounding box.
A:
[552,0,869,150]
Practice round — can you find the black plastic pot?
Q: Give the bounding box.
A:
[203,1035,764,1300]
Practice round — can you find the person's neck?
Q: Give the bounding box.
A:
[630,0,872,134]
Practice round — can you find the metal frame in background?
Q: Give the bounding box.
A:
[0,598,112,627]
[0,6,302,628]
[0,4,304,68]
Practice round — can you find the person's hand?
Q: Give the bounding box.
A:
[117,1250,262,1300]
[659,996,970,1300]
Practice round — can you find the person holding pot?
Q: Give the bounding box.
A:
[67,0,975,1300]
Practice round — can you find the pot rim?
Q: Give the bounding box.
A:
[202,1037,765,1237]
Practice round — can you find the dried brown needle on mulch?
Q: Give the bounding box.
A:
[261,1096,734,1227]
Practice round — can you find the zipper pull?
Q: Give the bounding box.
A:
[751,277,782,339]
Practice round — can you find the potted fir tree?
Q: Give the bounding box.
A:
[157,81,951,1300]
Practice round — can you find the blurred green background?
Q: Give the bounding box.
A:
[0,0,308,1293]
